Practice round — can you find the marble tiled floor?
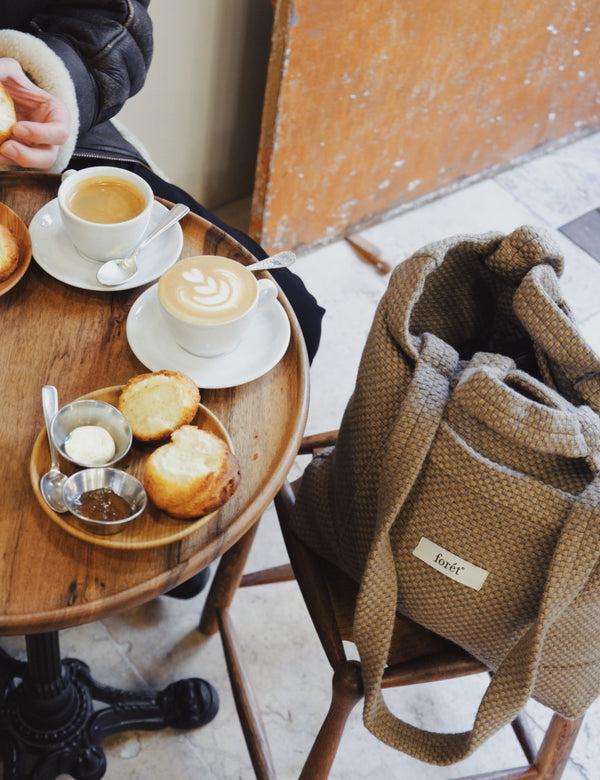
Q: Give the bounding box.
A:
[6,130,600,779]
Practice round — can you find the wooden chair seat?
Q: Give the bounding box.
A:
[199,432,584,779]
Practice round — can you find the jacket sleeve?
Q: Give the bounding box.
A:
[27,0,153,132]
[0,1,153,172]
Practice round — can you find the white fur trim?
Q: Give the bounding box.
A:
[0,30,79,172]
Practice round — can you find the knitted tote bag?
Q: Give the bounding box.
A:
[291,226,600,765]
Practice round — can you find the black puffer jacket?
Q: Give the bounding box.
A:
[0,0,153,170]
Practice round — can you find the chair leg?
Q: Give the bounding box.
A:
[510,714,537,765]
[456,713,585,780]
[535,713,584,780]
[240,563,295,588]
[199,521,261,635]
[298,660,364,780]
[218,606,276,780]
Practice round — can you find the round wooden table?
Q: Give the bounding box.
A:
[0,173,309,779]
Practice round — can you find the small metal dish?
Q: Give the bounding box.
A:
[51,399,132,467]
[62,468,147,535]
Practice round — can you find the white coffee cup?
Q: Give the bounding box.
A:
[58,166,154,262]
[157,255,278,357]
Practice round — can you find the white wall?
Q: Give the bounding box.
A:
[119,0,273,210]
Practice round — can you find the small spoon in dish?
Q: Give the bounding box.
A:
[96,203,190,286]
[248,250,296,273]
[40,385,68,514]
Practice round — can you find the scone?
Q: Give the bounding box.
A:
[0,84,16,145]
[118,370,200,442]
[0,223,19,282]
[144,425,241,519]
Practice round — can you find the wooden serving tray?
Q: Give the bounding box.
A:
[29,386,235,550]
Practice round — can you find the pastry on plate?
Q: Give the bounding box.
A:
[0,223,20,282]
[144,425,241,519]
[118,370,200,442]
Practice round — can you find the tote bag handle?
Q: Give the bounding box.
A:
[515,265,600,413]
[452,362,600,461]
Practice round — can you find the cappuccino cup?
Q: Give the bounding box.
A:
[158,255,278,357]
[58,166,154,261]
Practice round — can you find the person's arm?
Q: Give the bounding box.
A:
[27,0,153,133]
[0,0,153,172]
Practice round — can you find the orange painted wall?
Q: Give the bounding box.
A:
[251,0,600,253]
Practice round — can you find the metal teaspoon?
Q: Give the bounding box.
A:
[40,385,68,513]
[96,203,190,286]
[248,250,296,273]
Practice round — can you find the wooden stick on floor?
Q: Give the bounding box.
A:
[346,233,391,275]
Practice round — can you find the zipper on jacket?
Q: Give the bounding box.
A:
[71,149,152,170]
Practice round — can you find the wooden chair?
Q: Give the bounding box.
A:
[199,432,585,780]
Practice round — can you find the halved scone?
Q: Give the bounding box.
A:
[118,370,200,442]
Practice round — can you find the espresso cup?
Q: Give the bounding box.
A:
[58,166,154,262]
[158,255,278,357]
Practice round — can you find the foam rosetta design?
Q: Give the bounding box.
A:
[159,256,259,330]
[182,267,234,309]
[173,263,254,322]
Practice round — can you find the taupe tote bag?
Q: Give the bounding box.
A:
[292,226,600,765]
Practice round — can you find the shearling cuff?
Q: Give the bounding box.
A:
[0,30,79,173]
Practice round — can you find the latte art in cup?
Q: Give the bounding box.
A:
[157,255,278,357]
[159,256,257,324]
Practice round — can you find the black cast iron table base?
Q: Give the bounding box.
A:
[0,631,219,779]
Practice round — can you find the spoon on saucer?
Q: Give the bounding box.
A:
[40,385,68,514]
[248,250,296,273]
[96,203,190,286]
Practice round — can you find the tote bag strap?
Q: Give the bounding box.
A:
[353,350,600,764]
[514,264,600,412]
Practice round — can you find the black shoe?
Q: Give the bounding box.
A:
[165,567,210,599]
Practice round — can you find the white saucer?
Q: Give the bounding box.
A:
[126,284,291,388]
[29,199,184,291]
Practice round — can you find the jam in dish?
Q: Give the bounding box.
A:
[75,487,132,522]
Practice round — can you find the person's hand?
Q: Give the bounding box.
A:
[0,57,70,170]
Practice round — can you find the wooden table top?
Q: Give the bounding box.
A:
[0,172,309,636]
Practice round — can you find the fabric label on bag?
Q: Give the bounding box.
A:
[413,537,489,591]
